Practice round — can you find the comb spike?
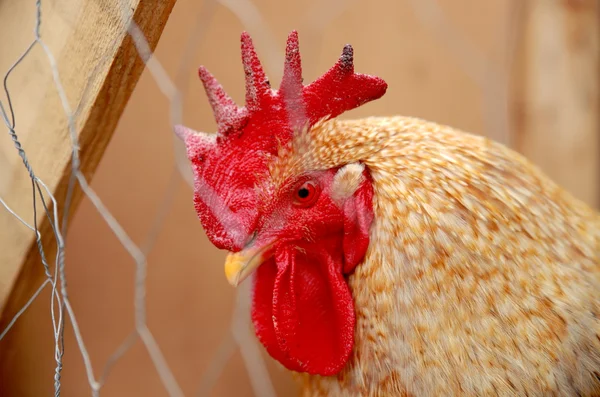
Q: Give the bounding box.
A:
[281,30,303,96]
[174,125,215,144]
[240,32,271,111]
[198,67,248,135]
[280,30,306,128]
[303,44,387,123]
[338,45,355,72]
[174,125,217,164]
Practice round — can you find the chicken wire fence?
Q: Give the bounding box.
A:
[0,0,524,395]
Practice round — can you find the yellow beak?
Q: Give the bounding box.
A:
[224,243,273,287]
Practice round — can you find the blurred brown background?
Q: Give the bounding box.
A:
[0,0,598,396]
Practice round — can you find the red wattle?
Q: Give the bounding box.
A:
[251,257,300,370]
[251,244,355,375]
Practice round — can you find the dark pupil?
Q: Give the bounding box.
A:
[298,187,310,199]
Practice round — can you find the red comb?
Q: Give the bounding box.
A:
[178,31,386,254]
[198,30,387,139]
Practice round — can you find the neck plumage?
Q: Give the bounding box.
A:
[294,116,600,395]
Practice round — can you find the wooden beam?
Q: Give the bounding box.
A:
[513,0,599,207]
[0,1,177,328]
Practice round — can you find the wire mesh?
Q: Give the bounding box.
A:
[0,0,525,395]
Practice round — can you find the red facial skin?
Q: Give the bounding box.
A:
[251,169,374,375]
[180,30,386,376]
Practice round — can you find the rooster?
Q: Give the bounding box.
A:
[176,31,600,396]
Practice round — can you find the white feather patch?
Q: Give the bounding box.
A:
[331,162,365,203]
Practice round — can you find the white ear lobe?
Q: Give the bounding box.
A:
[331,162,366,202]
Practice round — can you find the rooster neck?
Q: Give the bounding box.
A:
[295,119,600,396]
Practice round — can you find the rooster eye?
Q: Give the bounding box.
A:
[293,180,320,207]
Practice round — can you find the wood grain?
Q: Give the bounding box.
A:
[0,0,177,330]
[513,0,599,207]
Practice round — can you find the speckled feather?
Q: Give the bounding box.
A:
[272,116,600,396]
[181,31,600,396]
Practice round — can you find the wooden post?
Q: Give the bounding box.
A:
[513,0,599,208]
[0,1,177,328]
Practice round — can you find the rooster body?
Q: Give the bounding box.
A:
[295,116,600,396]
[177,31,600,396]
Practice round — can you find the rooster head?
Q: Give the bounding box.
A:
[176,31,387,376]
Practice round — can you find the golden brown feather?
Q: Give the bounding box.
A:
[274,116,600,396]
